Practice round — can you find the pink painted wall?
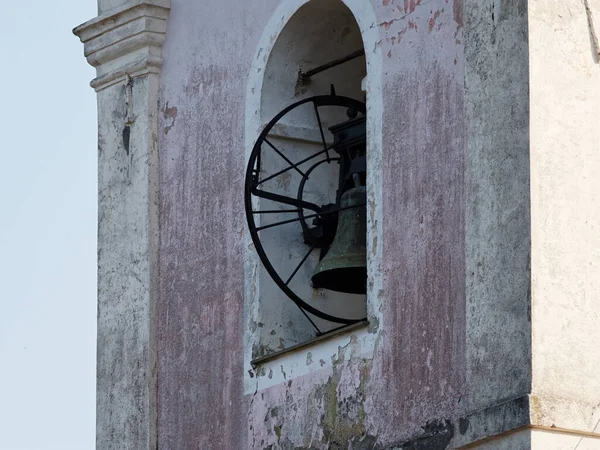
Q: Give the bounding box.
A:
[156,0,491,448]
[375,0,466,441]
[156,1,261,447]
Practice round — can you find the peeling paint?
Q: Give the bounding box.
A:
[429,10,442,32]
[154,0,529,448]
[162,102,177,135]
[397,419,454,449]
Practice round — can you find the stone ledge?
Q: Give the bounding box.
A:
[454,395,531,448]
[73,0,170,91]
[529,393,600,432]
[454,394,600,448]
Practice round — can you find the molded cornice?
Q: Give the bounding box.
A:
[73,0,170,91]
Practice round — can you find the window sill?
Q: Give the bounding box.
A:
[251,320,368,367]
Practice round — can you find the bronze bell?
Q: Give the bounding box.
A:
[311,186,367,294]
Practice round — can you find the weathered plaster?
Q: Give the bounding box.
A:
[466,429,531,450]
[374,0,467,443]
[74,0,170,92]
[463,0,531,413]
[156,0,258,447]
[94,76,161,449]
[464,427,600,449]
[529,0,600,434]
[160,0,471,447]
[530,428,600,450]
[74,2,168,448]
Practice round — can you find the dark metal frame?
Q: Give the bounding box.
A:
[244,95,367,332]
[301,49,365,79]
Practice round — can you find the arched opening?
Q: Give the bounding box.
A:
[247,0,370,358]
[261,0,366,122]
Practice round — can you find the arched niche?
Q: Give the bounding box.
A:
[245,0,382,360]
[261,0,366,124]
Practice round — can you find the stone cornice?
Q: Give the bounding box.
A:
[453,393,600,448]
[73,0,170,91]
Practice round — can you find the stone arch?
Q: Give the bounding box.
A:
[244,0,383,367]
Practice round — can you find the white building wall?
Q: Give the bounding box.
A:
[530,0,600,433]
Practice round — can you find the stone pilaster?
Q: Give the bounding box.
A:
[459,1,600,448]
[73,1,169,448]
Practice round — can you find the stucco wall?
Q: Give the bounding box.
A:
[156,1,254,448]
[374,0,467,443]
[464,0,531,413]
[157,0,476,448]
[529,0,600,432]
[97,76,161,450]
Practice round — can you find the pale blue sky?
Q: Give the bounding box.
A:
[0,1,97,449]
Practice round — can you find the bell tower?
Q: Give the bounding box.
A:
[75,0,600,448]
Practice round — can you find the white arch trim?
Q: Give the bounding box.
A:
[243,0,384,393]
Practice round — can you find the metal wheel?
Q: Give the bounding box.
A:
[244,95,367,332]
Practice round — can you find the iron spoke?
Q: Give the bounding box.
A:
[255,202,365,232]
[252,188,321,212]
[252,209,301,215]
[297,307,322,334]
[256,145,336,187]
[286,244,317,286]
[264,138,306,178]
[313,102,330,161]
